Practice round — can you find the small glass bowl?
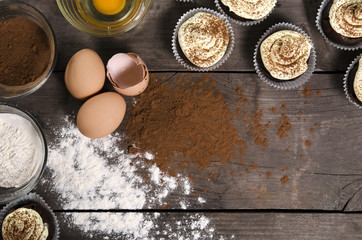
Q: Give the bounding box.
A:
[0,104,48,205]
[56,0,153,37]
[0,1,57,100]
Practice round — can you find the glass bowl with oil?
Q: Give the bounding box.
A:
[56,0,152,37]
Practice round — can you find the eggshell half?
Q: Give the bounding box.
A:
[106,53,149,96]
[65,49,105,100]
[77,92,126,139]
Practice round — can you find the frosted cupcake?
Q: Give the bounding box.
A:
[316,0,362,50]
[172,8,235,71]
[344,55,362,108]
[0,193,59,240]
[254,23,316,89]
[215,0,277,25]
[2,208,48,240]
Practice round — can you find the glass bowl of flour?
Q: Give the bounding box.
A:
[0,104,47,204]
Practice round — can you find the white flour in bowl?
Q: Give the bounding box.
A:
[0,113,42,188]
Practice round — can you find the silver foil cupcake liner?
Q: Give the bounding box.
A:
[0,192,59,240]
[253,22,317,90]
[214,0,276,26]
[343,54,362,108]
[172,8,235,72]
[316,0,362,51]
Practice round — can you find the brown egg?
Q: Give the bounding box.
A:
[106,53,149,96]
[77,92,126,139]
[65,49,105,100]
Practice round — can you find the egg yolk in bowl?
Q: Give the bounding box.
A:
[93,0,126,15]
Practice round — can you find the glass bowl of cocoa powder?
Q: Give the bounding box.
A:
[0,1,57,99]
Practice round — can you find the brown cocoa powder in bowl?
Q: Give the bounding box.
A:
[0,18,51,86]
[126,74,242,173]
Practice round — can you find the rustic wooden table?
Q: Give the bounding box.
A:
[2,0,362,239]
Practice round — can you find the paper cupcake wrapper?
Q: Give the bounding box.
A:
[316,0,362,51]
[172,8,235,72]
[0,193,59,240]
[253,22,317,90]
[214,0,276,26]
[343,54,362,108]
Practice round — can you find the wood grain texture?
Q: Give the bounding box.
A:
[2,1,362,239]
[20,0,359,72]
[55,212,362,240]
[5,72,361,211]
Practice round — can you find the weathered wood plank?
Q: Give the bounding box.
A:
[20,0,358,72]
[55,212,362,240]
[5,72,362,211]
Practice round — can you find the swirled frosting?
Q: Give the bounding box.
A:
[260,30,312,80]
[2,208,48,240]
[354,57,362,102]
[329,0,362,38]
[178,12,229,68]
[220,0,276,20]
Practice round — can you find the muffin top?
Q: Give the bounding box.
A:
[260,30,311,80]
[354,57,362,102]
[2,208,48,240]
[220,0,276,20]
[329,0,362,38]
[178,12,229,68]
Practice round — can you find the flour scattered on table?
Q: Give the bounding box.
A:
[42,116,190,209]
[66,213,216,240]
[41,116,219,239]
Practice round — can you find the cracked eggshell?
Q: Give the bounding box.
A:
[106,53,149,96]
[65,49,105,100]
[76,92,126,139]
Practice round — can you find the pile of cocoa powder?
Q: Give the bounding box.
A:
[0,18,51,86]
[127,74,243,174]
[127,74,323,188]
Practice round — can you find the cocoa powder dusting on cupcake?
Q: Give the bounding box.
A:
[178,12,229,68]
[260,30,311,80]
[2,208,49,240]
[219,0,276,20]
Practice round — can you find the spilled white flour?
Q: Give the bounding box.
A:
[40,117,220,239]
[66,212,216,240]
[42,116,190,210]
